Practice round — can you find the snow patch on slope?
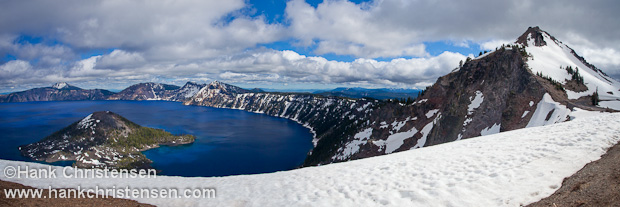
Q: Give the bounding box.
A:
[382,127,418,154]
[77,114,95,129]
[52,82,69,89]
[413,113,441,149]
[480,123,501,136]
[426,109,439,118]
[521,111,529,118]
[333,127,373,160]
[390,117,412,132]
[468,91,484,115]
[526,93,571,127]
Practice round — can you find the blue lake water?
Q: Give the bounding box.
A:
[0,101,314,177]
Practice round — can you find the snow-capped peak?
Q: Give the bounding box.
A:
[179,82,205,98]
[518,27,620,102]
[209,80,223,87]
[52,82,69,89]
[207,80,243,92]
[184,81,199,86]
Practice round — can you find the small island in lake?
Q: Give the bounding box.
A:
[19,111,195,169]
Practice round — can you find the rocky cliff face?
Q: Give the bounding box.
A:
[185,81,379,165]
[302,46,545,165]
[317,27,620,165]
[0,83,113,102]
[19,111,195,169]
[163,81,206,101]
[106,82,206,101]
[108,82,180,101]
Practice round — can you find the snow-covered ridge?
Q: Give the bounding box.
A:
[3,113,619,207]
[522,29,620,103]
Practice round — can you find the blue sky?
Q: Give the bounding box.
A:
[0,0,618,93]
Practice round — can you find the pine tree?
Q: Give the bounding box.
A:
[406,97,413,105]
[591,88,600,106]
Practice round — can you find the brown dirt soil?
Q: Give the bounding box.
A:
[0,180,154,207]
[564,79,588,93]
[527,141,620,207]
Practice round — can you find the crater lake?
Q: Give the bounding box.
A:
[0,100,314,177]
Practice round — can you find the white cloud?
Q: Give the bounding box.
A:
[479,39,512,51]
[69,56,109,77]
[1,0,619,91]
[285,0,620,61]
[95,50,145,69]
[314,41,428,58]
[580,47,620,74]
[0,0,284,61]
[285,0,427,58]
[0,60,32,80]
[0,60,71,89]
[561,32,620,75]
[0,38,75,68]
[194,49,465,87]
[1,49,465,92]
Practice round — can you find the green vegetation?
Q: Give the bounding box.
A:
[563,66,585,84]
[115,153,150,169]
[108,127,194,149]
[591,89,600,106]
[499,44,529,58]
[387,97,414,104]
[536,71,565,91]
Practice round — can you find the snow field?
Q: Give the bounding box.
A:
[599,100,620,111]
[2,113,619,206]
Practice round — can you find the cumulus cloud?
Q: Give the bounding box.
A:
[0,60,33,80]
[1,0,619,91]
[0,60,72,89]
[285,0,620,61]
[175,49,465,87]
[479,39,513,51]
[0,36,75,67]
[0,0,284,62]
[285,0,428,58]
[95,50,146,69]
[0,49,466,92]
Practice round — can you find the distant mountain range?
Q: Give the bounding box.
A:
[0,82,416,102]
[3,26,620,167]
[0,82,114,102]
[313,87,423,100]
